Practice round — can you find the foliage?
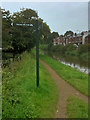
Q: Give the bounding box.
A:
[78,44,88,54]
[12,8,38,53]
[46,44,77,54]
[47,42,53,50]
[64,44,76,51]
[39,44,48,51]
[67,96,88,118]
[40,22,51,44]
[64,30,73,36]
[2,8,51,54]
[42,43,89,60]
[49,45,64,54]
[46,32,59,44]
[2,9,12,49]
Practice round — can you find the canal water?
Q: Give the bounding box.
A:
[44,51,90,74]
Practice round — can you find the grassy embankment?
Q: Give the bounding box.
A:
[2,52,58,118]
[40,54,88,96]
[67,96,88,118]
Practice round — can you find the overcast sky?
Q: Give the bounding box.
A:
[1,2,88,35]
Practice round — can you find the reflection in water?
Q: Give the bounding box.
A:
[44,51,89,74]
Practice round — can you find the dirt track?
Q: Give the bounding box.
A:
[40,59,88,118]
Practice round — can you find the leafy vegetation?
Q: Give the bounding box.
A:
[77,44,88,54]
[2,8,51,58]
[64,30,73,36]
[67,96,88,118]
[46,32,59,44]
[2,52,58,118]
[2,10,12,49]
[41,44,90,60]
[40,54,88,96]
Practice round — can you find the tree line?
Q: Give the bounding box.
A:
[2,8,81,56]
[2,8,57,54]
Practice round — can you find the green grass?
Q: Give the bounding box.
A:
[2,52,58,118]
[40,54,88,96]
[67,96,88,118]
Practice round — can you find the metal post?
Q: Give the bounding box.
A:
[36,19,39,87]
[11,21,40,87]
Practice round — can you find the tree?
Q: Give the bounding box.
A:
[11,8,39,53]
[75,33,77,36]
[81,32,84,36]
[37,18,51,44]
[46,32,59,44]
[64,30,73,37]
[60,35,64,37]
[40,22,51,44]
[2,9,12,49]
[11,8,51,52]
[2,8,51,54]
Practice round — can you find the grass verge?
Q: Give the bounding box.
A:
[40,54,88,96]
[67,96,88,118]
[2,52,58,118]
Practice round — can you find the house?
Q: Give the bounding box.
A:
[53,31,90,46]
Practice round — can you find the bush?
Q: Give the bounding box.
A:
[64,44,76,51]
[47,42,53,51]
[40,44,48,51]
[43,43,90,59]
[65,50,78,56]
[78,44,88,54]
[50,45,56,52]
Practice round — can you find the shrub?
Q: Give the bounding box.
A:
[64,44,76,51]
[78,44,88,54]
[47,42,53,51]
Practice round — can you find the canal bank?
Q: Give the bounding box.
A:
[40,58,88,118]
[44,51,89,74]
[40,53,88,96]
[40,44,90,74]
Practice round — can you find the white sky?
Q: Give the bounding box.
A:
[0,0,89,2]
[1,1,89,35]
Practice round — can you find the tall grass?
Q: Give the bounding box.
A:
[2,52,58,118]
